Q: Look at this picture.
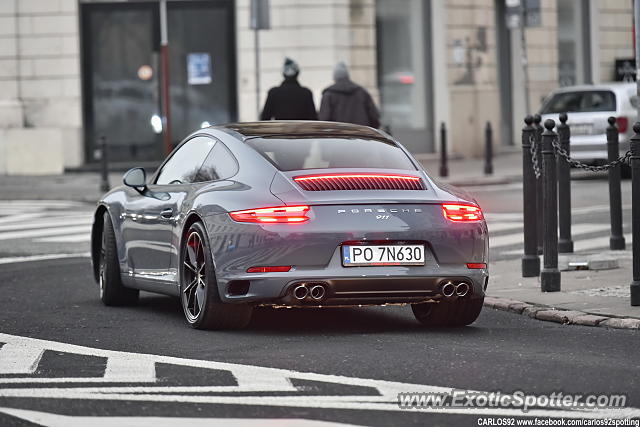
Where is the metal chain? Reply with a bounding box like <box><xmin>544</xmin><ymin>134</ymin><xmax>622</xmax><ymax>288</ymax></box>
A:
<box><xmin>529</xmin><ymin>135</ymin><xmax>541</xmax><ymax>179</ymax></box>
<box><xmin>551</xmin><ymin>138</ymin><xmax>632</xmax><ymax>172</ymax></box>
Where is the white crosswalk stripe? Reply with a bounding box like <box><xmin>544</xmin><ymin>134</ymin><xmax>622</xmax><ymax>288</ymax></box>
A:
<box><xmin>487</xmin><ymin>211</ymin><xmax>632</xmax><ymax>257</ymax></box>
<box><xmin>0</xmin><ymin>200</ymin><xmax>94</xmax><ymax>245</ymax></box>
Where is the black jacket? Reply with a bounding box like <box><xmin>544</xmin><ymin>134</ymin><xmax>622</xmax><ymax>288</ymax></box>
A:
<box><xmin>260</xmin><ymin>78</ymin><xmax>318</xmax><ymax>121</ymax></box>
<box><xmin>318</xmin><ymin>79</ymin><xmax>380</xmax><ymax>128</ymax></box>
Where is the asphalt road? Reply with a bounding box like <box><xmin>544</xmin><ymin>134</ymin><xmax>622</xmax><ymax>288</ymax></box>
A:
<box><xmin>0</xmin><ymin>176</ymin><xmax>637</xmax><ymax>426</ymax></box>
<box><xmin>0</xmin><ymin>257</ymin><xmax>638</xmax><ymax>426</ymax></box>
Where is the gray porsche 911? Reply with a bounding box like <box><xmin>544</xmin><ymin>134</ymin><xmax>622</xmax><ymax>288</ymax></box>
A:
<box><xmin>91</xmin><ymin>121</ymin><xmax>488</xmax><ymax>329</ymax></box>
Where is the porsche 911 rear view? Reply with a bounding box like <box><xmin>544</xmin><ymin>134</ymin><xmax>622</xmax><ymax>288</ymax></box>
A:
<box><xmin>91</xmin><ymin>121</ymin><xmax>488</xmax><ymax>330</ymax></box>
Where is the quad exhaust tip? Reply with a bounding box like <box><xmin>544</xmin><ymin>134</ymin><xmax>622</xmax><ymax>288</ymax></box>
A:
<box><xmin>293</xmin><ymin>284</ymin><xmax>309</xmax><ymax>300</ymax></box>
<box><xmin>310</xmin><ymin>285</ymin><xmax>326</xmax><ymax>300</ymax></box>
<box><xmin>293</xmin><ymin>283</ymin><xmax>327</xmax><ymax>301</ymax></box>
<box><xmin>441</xmin><ymin>281</ymin><xmax>456</xmax><ymax>298</ymax></box>
<box><xmin>455</xmin><ymin>282</ymin><xmax>470</xmax><ymax>297</ymax></box>
<box><xmin>440</xmin><ymin>280</ymin><xmax>471</xmax><ymax>298</ymax></box>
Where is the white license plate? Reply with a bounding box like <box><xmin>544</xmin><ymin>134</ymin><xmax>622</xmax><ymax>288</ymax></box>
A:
<box><xmin>571</xmin><ymin>123</ymin><xmax>594</xmax><ymax>135</ymax></box>
<box><xmin>342</xmin><ymin>245</ymin><xmax>425</xmax><ymax>266</ymax></box>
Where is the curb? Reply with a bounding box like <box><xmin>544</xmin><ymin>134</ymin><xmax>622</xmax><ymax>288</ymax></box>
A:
<box><xmin>484</xmin><ymin>296</ymin><xmax>640</xmax><ymax>330</ymax></box>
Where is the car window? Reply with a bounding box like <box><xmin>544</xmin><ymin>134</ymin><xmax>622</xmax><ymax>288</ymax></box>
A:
<box><xmin>192</xmin><ymin>140</ymin><xmax>238</xmax><ymax>182</ymax></box>
<box><xmin>155</xmin><ymin>136</ymin><xmax>215</xmax><ymax>185</ymax></box>
<box><xmin>246</xmin><ymin>137</ymin><xmax>416</xmax><ymax>171</ymax></box>
<box><xmin>540</xmin><ymin>90</ymin><xmax>616</xmax><ymax>114</ymax></box>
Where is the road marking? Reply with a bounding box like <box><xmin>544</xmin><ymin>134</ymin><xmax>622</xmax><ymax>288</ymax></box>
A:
<box><xmin>497</xmin><ymin>234</ymin><xmax>633</xmax><ymax>256</ymax></box>
<box><xmin>35</xmin><ymin>233</ymin><xmax>92</xmax><ymax>243</ymax></box>
<box><xmin>487</xmin><ymin>222</ymin><xmax>522</xmax><ymax>233</ymax></box>
<box><xmin>490</xmin><ymin>223</ymin><xmax>612</xmax><ymax>249</ymax></box>
<box><xmin>0</xmin><ymin>225</ymin><xmax>91</xmax><ymax>241</ymax></box>
<box><xmin>0</xmin><ymin>253</ymin><xmax>91</xmax><ymax>265</ymax></box>
<box><xmin>0</xmin><ymin>217</ymin><xmax>93</xmax><ymax>232</ymax></box>
<box><xmin>574</xmin><ymin>233</ymin><xmax>632</xmax><ymax>252</ymax></box>
<box><xmin>104</xmin><ymin>357</ymin><xmax>157</xmax><ymax>383</ymax></box>
<box><xmin>0</xmin><ymin>200</ymin><xmax>90</xmax><ymax>208</ymax></box>
<box><xmin>0</xmin><ymin>213</ymin><xmax>47</xmax><ymax>225</ymax></box>
<box><xmin>484</xmin><ymin>205</ymin><xmax>631</xmax><ymax>223</ymax></box>
<box><xmin>0</xmin><ymin>343</ymin><xmax>44</xmax><ymax>374</ymax></box>
<box><xmin>0</xmin><ymin>333</ymin><xmax>637</xmax><ymax>419</ymax></box>
<box><xmin>0</xmin><ymin>409</ymin><xmax>359</xmax><ymax>427</ymax></box>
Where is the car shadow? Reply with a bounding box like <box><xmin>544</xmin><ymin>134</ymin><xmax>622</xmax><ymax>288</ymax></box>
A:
<box><xmin>132</xmin><ymin>294</ymin><xmax>486</xmax><ymax>336</ymax></box>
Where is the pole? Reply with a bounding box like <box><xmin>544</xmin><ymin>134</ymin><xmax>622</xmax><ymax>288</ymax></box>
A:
<box><xmin>630</xmin><ymin>123</ymin><xmax>640</xmax><ymax>306</ymax></box>
<box><xmin>255</xmin><ymin>29</ymin><xmax>261</xmax><ymax>119</ymax></box>
<box><xmin>607</xmin><ymin>117</ymin><xmax>626</xmax><ymax>250</ymax></box>
<box><xmin>635</xmin><ymin>0</ymin><xmax>640</xmax><ymax>121</ymax></box>
<box><xmin>533</xmin><ymin>114</ymin><xmax>543</xmax><ymax>255</ymax></box>
<box><xmin>521</xmin><ymin>115</ymin><xmax>540</xmax><ymax>277</ymax></box>
<box><xmin>557</xmin><ymin>113</ymin><xmax>573</xmax><ymax>253</ymax></box>
<box><xmin>99</xmin><ymin>136</ymin><xmax>110</xmax><ymax>193</ymax></box>
<box><xmin>519</xmin><ymin>6</ymin><xmax>531</xmax><ymax>115</ymax></box>
<box><xmin>541</xmin><ymin>119</ymin><xmax>560</xmax><ymax>292</ymax></box>
<box><xmin>439</xmin><ymin>122</ymin><xmax>448</xmax><ymax>177</ymax></box>
<box><xmin>484</xmin><ymin>122</ymin><xmax>493</xmax><ymax>175</ymax></box>
<box><xmin>159</xmin><ymin>0</ymin><xmax>172</xmax><ymax>155</ymax></box>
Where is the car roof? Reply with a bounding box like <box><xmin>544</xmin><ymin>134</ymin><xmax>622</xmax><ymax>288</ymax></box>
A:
<box><xmin>550</xmin><ymin>82</ymin><xmax>636</xmax><ymax>94</ymax></box>
<box><xmin>212</xmin><ymin>121</ymin><xmax>393</xmax><ymax>142</ymax></box>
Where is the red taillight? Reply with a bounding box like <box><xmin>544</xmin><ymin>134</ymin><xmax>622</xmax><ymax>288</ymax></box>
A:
<box><xmin>247</xmin><ymin>266</ymin><xmax>291</xmax><ymax>273</ymax></box>
<box><xmin>617</xmin><ymin>116</ymin><xmax>628</xmax><ymax>133</ymax></box>
<box><xmin>229</xmin><ymin>205</ymin><xmax>310</xmax><ymax>224</ymax></box>
<box><xmin>467</xmin><ymin>263</ymin><xmax>487</xmax><ymax>269</ymax></box>
<box><xmin>442</xmin><ymin>204</ymin><xmax>483</xmax><ymax>222</ymax></box>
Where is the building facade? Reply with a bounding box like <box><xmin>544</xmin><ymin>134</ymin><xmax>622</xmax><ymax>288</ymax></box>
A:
<box><xmin>0</xmin><ymin>0</ymin><xmax>634</xmax><ymax>174</ymax></box>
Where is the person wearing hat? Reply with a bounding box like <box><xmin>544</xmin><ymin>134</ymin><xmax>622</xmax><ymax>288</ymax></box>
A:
<box><xmin>260</xmin><ymin>58</ymin><xmax>317</xmax><ymax>121</ymax></box>
<box><xmin>319</xmin><ymin>61</ymin><xmax>380</xmax><ymax>128</ymax></box>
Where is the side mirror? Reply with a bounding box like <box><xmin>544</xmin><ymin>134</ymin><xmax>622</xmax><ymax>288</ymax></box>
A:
<box><xmin>123</xmin><ymin>167</ymin><xmax>147</xmax><ymax>189</ymax></box>
<box><xmin>630</xmin><ymin>95</ymin><xmax>639</xmax><ymax>110</ymax></box>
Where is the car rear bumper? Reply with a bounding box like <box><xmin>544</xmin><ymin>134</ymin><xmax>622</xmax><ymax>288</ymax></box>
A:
<box><xmin>218</xmin><ymin>263</ymin><xmax>488</xmax><ymax>306</ymax></box>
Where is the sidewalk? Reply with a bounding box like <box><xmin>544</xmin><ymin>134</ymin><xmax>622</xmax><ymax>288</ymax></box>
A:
<box><xmin>487</xmin><ymin>250</ymin><xmax>640</xmax><ymax>329</ymax></box>
<box><xmin>0</xmin><ymin>172</ymin><xmax>124</xmax><ymax>203</ymax></box>
<box><xmin>0</xmin><ymin>151</ymin><xmax>525</xmax><ymax>203</ymax></box>
<box><xmin>416</xmin><ymin>149</ymin><xmax>523</xmax><ymax>187</ymax></box>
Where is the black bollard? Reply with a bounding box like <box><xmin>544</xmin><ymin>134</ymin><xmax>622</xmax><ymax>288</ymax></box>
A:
<box><xmin>99</xmin><ymin>136</ymin><xmax>110</xmax><ymax>193</ymax></box>
<box><xmin>521</xmin><ymin>116</ymin><xmax>540</xmax><ymax>277</ymax></box>
<box><xmin>606</xmin><ymin>117</ymin><xmax>626</xmax><ymax>250</ymax></box>
<box><xmin>557</xmin><ymin>113</ymin><xmax>574</xmax><ymax>253</ymax></box>
<box><xmin>439</xmin><ymin>122</ymin><xmax>448</xmax><ymax>177</ymax></box>
<box><xmin>630</xmin><ymin>123</ymin><xmax>640</xmax><ymax>306</ymax></box>
<box><xmin>541</xmin><ymin>119</ymin><xmax>560</xmax><ymax>292</ymax></box>
<box><xmin>533</xmin><ymin>114</ymin><xmax>543</xmax><ymax>255</ymax></box>
<box><xmin>484</xmin><ymin>122</ymin><xmax>494</xmax><ymax>175</ymax></box>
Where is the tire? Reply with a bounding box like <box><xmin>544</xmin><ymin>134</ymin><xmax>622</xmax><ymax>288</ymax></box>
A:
<box><xmin>621</xmin><ymin>164</ymin><xmax>631</xmax><ymax>180</ymax></box>
<box><xmin>99</xmin><ymin>212</ymin><xmax>139</xmax><ymax>306</ymax></box>
<box><xmin>180</xmin><ymin>221</ymin><xmax>252</xmax><ymax>330</ymax></box>
<box><xmin>411</xmin><ymin>297</ymin><xmax>484</xmax><ymax>327</ymax></box>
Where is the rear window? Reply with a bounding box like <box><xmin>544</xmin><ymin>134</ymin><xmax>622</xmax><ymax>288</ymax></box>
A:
<box><xmin>540</xmin><ymin>90</ymin><xmax>616</xmax><ymax>114</ymax></box>
<box><xmin>246</xmin><ymin>137</ymin><xmax>417</xmax><ymax>171</ymax></box>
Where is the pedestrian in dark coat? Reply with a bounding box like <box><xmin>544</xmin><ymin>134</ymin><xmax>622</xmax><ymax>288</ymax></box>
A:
<box><xmin>318</xmin><ymin>62</ymin><xmax>380</xmax><ymax>128</ymax></box>
<box><xmin>260</xmin><ymin>58</ymin><xmax>318</xmax><ymax>121</ymax></box>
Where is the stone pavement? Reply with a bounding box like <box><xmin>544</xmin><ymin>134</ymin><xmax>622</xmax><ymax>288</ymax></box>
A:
<box><xmin>487</xmin><ymin>250</ymin><xmax>640</xmax><ymax>329</ymax></box>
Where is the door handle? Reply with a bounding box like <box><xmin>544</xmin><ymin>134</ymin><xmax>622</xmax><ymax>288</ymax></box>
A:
<box><xmin>160</xmin><ymin>208</ymin><xmax>174</xmax><ymax>219</ymax></box>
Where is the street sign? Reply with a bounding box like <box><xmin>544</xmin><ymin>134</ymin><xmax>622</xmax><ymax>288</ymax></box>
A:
<box><xmin>250</xmin><ymin>0</ymin><xmax>270</xmax><ymax>30</ymax></box>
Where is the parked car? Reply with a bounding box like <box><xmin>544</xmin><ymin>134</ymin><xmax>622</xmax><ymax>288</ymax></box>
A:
<box><xmin>91</xmin><ymin>121</ymin><xmax>488</xmax><ymax>330</ymax></box>
<box><xmin>539</xmin><ymin>82</ymin><xmax>637</xmax><ymax>178</ymax></box>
